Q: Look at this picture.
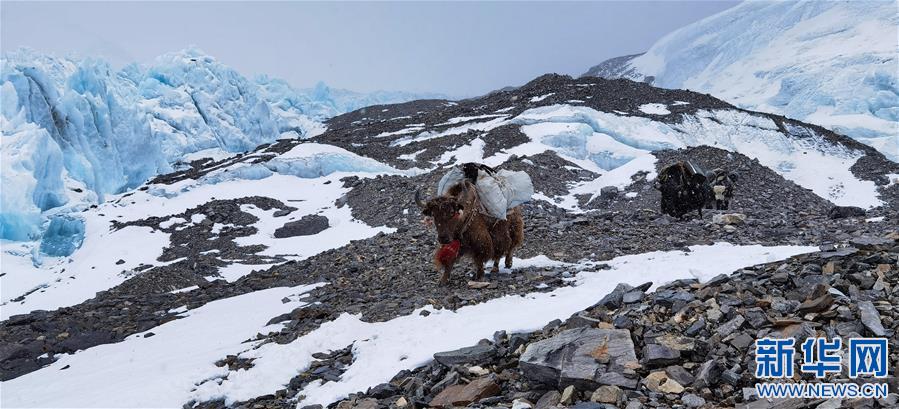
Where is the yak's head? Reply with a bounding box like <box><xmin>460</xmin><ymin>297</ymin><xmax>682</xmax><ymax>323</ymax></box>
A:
<box><xmin>416</xmin><ymin>191</ymin><xmax>465</xmax><ymax>244</ymax></box>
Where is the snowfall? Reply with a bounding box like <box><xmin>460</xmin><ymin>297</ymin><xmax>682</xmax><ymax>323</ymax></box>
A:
<box><xmin>604</xmin><ymin>0</ymin><xmax>899</xmax><ymax>161</ymax></box>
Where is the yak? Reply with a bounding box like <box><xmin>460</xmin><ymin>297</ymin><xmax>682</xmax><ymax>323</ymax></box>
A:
<box><xmin>705</xmin><ymin>168</ymin><xmax>738</xmax><ymax>210</ymax></box>
<box><xmin>416</xmin><ymin>181</ymin><xmax>524</xmax><ymax>285</ymax></box>
<box><xmin>655</xmin><ymin>161</ymin><xmax>710</xmax><ymax>219</ymax></box>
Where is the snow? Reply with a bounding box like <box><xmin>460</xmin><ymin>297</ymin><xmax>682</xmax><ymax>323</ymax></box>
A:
<box><xmin>1</xmin><ymin>284</ymin><xmax>325</xmax><ymax>408</ymax></box>
<box><xmin>1</xmin><ymin>172</ymin><xmax>394</xmax><ymax>318</ymax></box>
<box><xmin>638</xmin><ymin>103</ymin><xmax>670</xmax><ymax>115</ymax></box>
<box><xmin>1</xmin><ymin>223</ymin><xmax>170</xmax><ymax>320</ymax></box>
<box><xmin>218</xmin><ymin>263</ymin><xmax>280</xmax><ymax>283</ymax></box>
<box><xmin>183</xmin><ymin>243</ymin><xmax>816</xmax><ymax>406</ymax></box>
<box><xmin>610</xmin><ymin>1</ymin><xmax>899</xmax><ymax>161</ymax></box>
<box><xmin>500</xmin><ymin>104</ymin><xmax>882</xmax><ymax>209</ymax></box>
<box><xmin>397</xmin><ymin>149</ymin><xmax>426</xmax><ymax>161</ymax></box>
<box><xmin>1</xmin><ymin>48</ymin><xmax>439</xmax><ymax>250</ymax></box>
<box><xmin>391</xmin><ymin>116</ymin><xmax>509</xmax><ymax>147</ymax></box>
<box><xmin>435</xmin><ymin>138</ymin><xmax>486</xmax><ymax>165</ymax></box>
<box><xmin>529</xmin><ymin>93</ymin><xmax>554</xmax><ymax>102</ymax></box>
<box><xmin>170</xmin><ymin>285</ymin><xmax>199</xmax><ymax>294</ymax></box>
<box><xmin>235</xmin><ymin>187</ymin><xmax>393</xmax><ymax>263</ymax></box>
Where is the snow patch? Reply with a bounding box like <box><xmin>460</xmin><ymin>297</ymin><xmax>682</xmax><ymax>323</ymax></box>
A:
<box><xmin>186</xmin><ymin>243</ymin><xmax>815</xmax><ymax>406</ymax></box>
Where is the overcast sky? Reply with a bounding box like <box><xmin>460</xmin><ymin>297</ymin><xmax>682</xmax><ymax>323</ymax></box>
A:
<box><xmin>1</xmin><ymin>1</ymin><xmax>738</xmax><ymax>96</ymax></box>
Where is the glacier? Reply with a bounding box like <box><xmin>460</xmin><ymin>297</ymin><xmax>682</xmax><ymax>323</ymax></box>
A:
<box><xmin>584</xmin><ymin>0</ymin><xmax>898</xmax><ymax>161</ymax></box>
<box><xmin>0</xmin><ymin>48</ymin><xmax>439</xmax><ymax>252</ymax></box>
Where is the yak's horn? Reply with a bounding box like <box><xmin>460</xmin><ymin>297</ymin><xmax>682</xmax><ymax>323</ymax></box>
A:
<box><xmin>415</xmin><ymin>189</ymin><xmax>427</xmax><ymax>210</ymax></box>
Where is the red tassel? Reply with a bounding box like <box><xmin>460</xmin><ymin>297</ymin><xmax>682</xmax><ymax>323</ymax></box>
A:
<box><xmin>436</xmin><ymin>240</ymin><xmax>461</xmax><ymax>266</ymax></box>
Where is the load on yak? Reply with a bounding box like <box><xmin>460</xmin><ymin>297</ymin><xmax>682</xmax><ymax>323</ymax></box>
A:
<box><xmin>416</xmin><ymin>163</ymin><xmax>533</xmax><ymax>285</ymax></box>
<box><xmin>655</xmin><ymin>160</ymin><xmax>738</xmax><ymax>219</ymax></box>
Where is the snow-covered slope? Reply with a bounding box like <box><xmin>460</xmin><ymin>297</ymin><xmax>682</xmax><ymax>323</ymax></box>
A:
<box><xmin>582</xmin><ymin>0</ymin><xmax>898</xmax><ymax>161</ymax></box>
<box><xmin>2</xmin><ymin>72</ymin><xmax>897</xmax><ymax>408</ymax></box>
<box><xmin>0</xmin><ymin>48</ymin><xmax>441</xmax><ymax>250</ymax></box>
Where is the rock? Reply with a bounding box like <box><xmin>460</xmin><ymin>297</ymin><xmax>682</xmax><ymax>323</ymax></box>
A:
<box><xmin>467</xmin><ymin>281</ymin><xmax>491</xmax><ymax>289</ymax></box>
<box><xmin>590</xmin><ymin>385</ymin><xmax>623</xmax><ymax>404</ymax></box>
<box><xmin>353</xmin><ymin>398</ymin><xmax>378</xmax><ymax>409</ymax></box>
<box><xmin>512</xmin><ymin>398</ymin><xmax>533</xmax><ymax>409</ymax></box>
<box><xmin>858</xmin><ymin>301</ymin><xmax>886</xmax><ymax>336</ymax></box>
<box><xmin>712</xmin><ymin>213</ymin><xmax>746</xmax><ymax>225</ymax></box>
<box><xmin>519</xmin><ymin>327</ymin><xmax>637</xmax><ymax>389</ymax></box>
<box><xmin>596</xmin><ymin>371</ymin><xmax>639</xmax><ymax>389</ymax></box>
<box><xmin>798</xmin><ymin>293</ymin><xmax>833</xmax><ymax>313</ymax></box>
<box><xmin>693</xmin><ymin>360</ymin><xmax>721</xmax><ymax>389</ymax></box>
<box><xmin>429</xmin><ymin>375</ymin><xmax>501</xmax><ymax>407</ymax></box>
<box><xmin>560</xmin><ymin>385</ymin><xmax>576</xmax><ymax>405</ymax></box>
<box><xmin>366</xmin><ymin>382</ymin><xmax>397</xmax><ymax>399</ymax></box>
<box><xmin>815</xmin><ymin>399</ymin><xmax>843</xmax><ymax>409</ymax></box>
<box><xmin>434</xmin><ymin>344</ymin><xmax>496</xmax><ymax>366</ymax></box>
<box><xmin>596</xmin><ymin>283</ymin><xmax>634</xmax><ymax>309</ymax></box>
<box><xmin>716</xmin><ymin>315</ymin><xmax>745</xmax><ymax>337</ymax></box>
<box><xmin>641</xmin><ymin>344</ymin><xmax>680</xmax><ymax>368</ymax></box>
<box><xmin>653</xmin><ymin>290</ymin><xmax>695</xmax><ymax>307</ymax></box>
<box><xmin>570</xmin><ymin>403</ymin><xmax>603</xmax><ymax>409</ymax></box>
<box><xmin>776</xmin><ymin>322</ymin><xmax>817</xmax><ymax>343</ymax></box>
<box><xmin>273</xmin><ymin>215</ymin><xmax>329</xmax><ymax>238</ymax></box>
<box><xmin>600</xmin><ymin>186</ymin><xmax>619</xmax><ymax>200</ymax></box>
<box><xmin>730</xmin><ymin>333</ymin><xmax>754</xmax><ymax>350</ymax></box>
<box><xmin>622</xmin><ymin>290</ymin><xmax>644</xmax><ymax>304</ymax></box>
<box><xmin>394</xmin><ymin>397</ymin><xmax>408</xmax><ymax>408</ymax></box>
<box><xmin>682</xmin><ymin>393</ymin><xmax>706</xmax><ymax>408</ymax></box>
<box><xmin>534</xmin><ymin>390</ymin><xmax>561</xmax><ymax>409</ymax></box>
<box><xmin>642</xmin><ymin>371</ymin><xmax>684</xmax><ymax>394</ymax></box>
<box><xmin>625</xmin><ymin>401</ymin><xmax>643</xmax><ymax>409</ymax></box>
<box><xmin>468</xmin><ymin>365</ymin><xmax>490</xmax><ymax>376</ymax></box>
<box><xmin>828</xmin><ymin>206</ymin><xmax>865</xmax><ymax>219</ymax></box>
<box><xmin>664</xmin><ymin>365</ymin><xmax>695</xmax><ymax>386</ymax></box>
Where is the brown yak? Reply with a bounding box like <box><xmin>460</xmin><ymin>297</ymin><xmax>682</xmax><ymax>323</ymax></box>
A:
<box><xmin>416</xmin><ymin>181</ymin><xmax>524</xmax><ymax>285</ymax></box>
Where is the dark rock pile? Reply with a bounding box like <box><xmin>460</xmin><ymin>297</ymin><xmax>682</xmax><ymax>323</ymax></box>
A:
<box><xmin>327</xmin><ymin>235</ymin><xmax>898</xmax><ymax>409</ymax></box>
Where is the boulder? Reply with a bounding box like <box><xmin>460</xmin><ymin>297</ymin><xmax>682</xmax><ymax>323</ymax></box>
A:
<box><xmin>519</xmin><ymin>327</ymin><xmax>637</xmax><ymax>389</ymax></box>
<box><xmin>828</xmin><ymin>206</ymin><xmax>865</xmax><ymax>219</ymax></box>
<box><xmin>642</xmin><ymin>371</ymin><xmax>684</xmax><ymax>393</ymax></box>
<box><xmin>434</xmin><ymin>344</ymin><xmax>497</xmax><ymax>366</ymax></box>
<box><xmin>273</xmin><ymin>215</ymin><xmax>329</xmax><ymax>238</ymax></box>
<box><xmin>429</xmin><ymin>375</ymin><xmax>501</xmax><ymax>407</ymax></box>
<box><xmin>858</xmin><ymin>301</ymin><xmax>886</xmax><ymax>336</ymax></box>
<box><xmin>590</xmin><ymin>385</ymin><xmax>623</xmax><ymax>404</ymax></box>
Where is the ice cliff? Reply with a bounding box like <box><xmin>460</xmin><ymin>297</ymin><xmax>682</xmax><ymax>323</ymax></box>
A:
<box><xmin>0</xmin><ymin>48</ymin><xmax>439</xmax><ymax>251</ymax></box>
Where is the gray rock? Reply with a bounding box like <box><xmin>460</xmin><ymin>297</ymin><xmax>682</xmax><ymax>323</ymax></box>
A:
<box><xmin>664</xmin><ymin>365</ymin><xmax>695</xmax><ymax>386</ymax></box>
<box><xmin>682</xmin><ymin>393</ymin><xmax>706</xmax><ymax>408</ymax></box>
<box><xmin>433</xmin><ymin>344</ymin><xmax>496</xmax><ymax>366</ymax></box>
<box><xmin>599</xmin><ymin>186</ymin><xmax>619</xmax><ymax>199</ymax></box>
<box><xmin>622</xmin><ymin>290</ymin><xmax>644</xmax><ymax>304</ymax></box>
<box><xmin>858</xmin><ymin>301</ymin><xmax>886</xmax><ymax>336</ymax></box>
<box><xmin>534</xmin><ymin>390</ymin><xmax>561</xmax><ymax>409</ymax></box>
<box><xmin>716</xmin><ymin>315</ymin><xmax>745</xmax><ymax>337</ymax></box>
<box><xmin>597</xmin><ymin>371</ymin><xmax>639</xmax><ymax>389</ymax></box>
<box><xmin>642</xmin><ymin>344</ymin><xmax>680</xmax><ymax>368</ymax></box>
<box><xmin>273</xmin><ymin>215</ymin><xmax>329</xmax><ymax>238</ymax></box>
<box><xmin>653</xmin><ymin>290</ymin><xmax>695</xmax><ymax>307</ymax></box>
<box><xmin>596</xmin><ymin>283</ymin><xmax>634</xmax><ymax>309</ymax></box>
<box><xmin>519</xmin><ymin>327</ymin><xmax>637</xmax><ymax>389</ymax></box>
<box><xmin>693</xmin><ymin>360</ymin><xmax>721</xmax><ymax>389</ymax></box>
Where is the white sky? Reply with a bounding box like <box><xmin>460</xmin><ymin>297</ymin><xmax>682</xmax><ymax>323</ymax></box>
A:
<box><xmin>1</xmin><ymin>1</ymin><xmax>739</xmax><ymax>96</ymax></box>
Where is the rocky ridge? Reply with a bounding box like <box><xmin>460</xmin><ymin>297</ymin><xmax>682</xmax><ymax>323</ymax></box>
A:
<box><xmin>320</xmin><ymin>236</ymin><xmax>898</xmax><ymax>409</ymax></box>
